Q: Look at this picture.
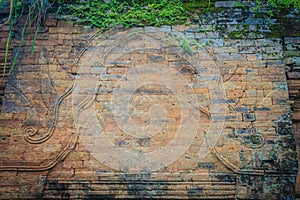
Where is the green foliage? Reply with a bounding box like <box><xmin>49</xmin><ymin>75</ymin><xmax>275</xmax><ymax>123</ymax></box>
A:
<box><xmin>62</xmin><ymin>0</ymin><xmax>188</xmax><ymax>28</ymax></box>
<box><xmin>171</xmin><ymin>33</ymin><xmax>205</xmax><ymax>56</ymax></box>
<box><xmin>60</xmin><ymin>0</ymin><xmax>300</xmax><ymax>29</ymax></box>
<box><xmin>182</xmin><ymin>0</ymin><xmax>224</xmax><ymax>16</ymax></box>
<box><xmin>256</xmin><ymin>0</ymin><xmax>300</xmax><ymax>10</ymax></box>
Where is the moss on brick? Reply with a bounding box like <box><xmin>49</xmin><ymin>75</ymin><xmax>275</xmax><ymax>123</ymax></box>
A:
<box><xmin>265</xmin><ymin>22</ymin><xmax>300</xmax><ymax>38</ymax></box>
<box><xmin>183</xmin><ymin>1</ymin><xmax>222</xmax><ymax>14</ymax></box>
<box><xmin>228</xmin><ymin>31</ymin><xmax>246</xmax><ymax>39</ymax></box>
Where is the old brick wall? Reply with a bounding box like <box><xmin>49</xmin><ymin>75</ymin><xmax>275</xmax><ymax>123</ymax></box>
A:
<box><xmin>0</xmin><ymin>1</ymin><xmax>299</xmax><ymax>199</ymax></box>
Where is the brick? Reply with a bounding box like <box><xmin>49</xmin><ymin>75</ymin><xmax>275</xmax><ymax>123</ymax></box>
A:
<box><xmin>288</xmin><ymin>72</ymin><xmax>300</xmax><ymax>79</ymax></box>
<box><xmin>194</xmin><ymin>32</ymin><xmax>219</xmax><ymax>39</ymax></box>
<box><xmin>239</xmin><ymin>46</ymin><xmax>261</xmax><ymax>54</ymax></box>
<box><xmin>255</xmin><ymin>112</ymin><xmax>281</xmax><ymax>121</ymax></box>
<box><xmin>58</xmin><ymin>33</ymin><xmax>71</xmax><ymax>40</ymax></box>
<box><xmin>246</xmin><ymin>82</ymin><xmax>272</xmax><ymax>90</ymax></box>
<box><xmin>292</xmin><ymin>112</ymin><xmax>300</xmax><ymax>121</ymax></box>
<box><xmin>245</xmin><ymin>90</ymin><xmax>264</xmax><ymax>97</ymax></box>
<box><xmin>172</xmin><ymin>25</ymin><xmax>190</xmax><ymax>32</ymax></box>
<box><xmin>259</xmin><ymin>66</ymin><xmax>285</xmax><ymax>75</ymax></box>
<box><xmin>262</xmin><ymin>52</ymin><xmax>284</xmax><ymax>60</ymax></box>
<box><xmin>262</xmin><ymin>75</ymin><xmax>285</xmax><ymax>82</ymax></box>
<box><xmin>48</xmin><ymin>33</ymin><xmax>58</xmax><ymax>41</ymax></box>
<box><xmin>147</xmin><ymin>54</ymin><xmax>164</xmax><ymax>61</ymax></box>
<box><xmin>0</xmin><ymin>113</ymin><xmax>13</xmax><ymax>120</ymax></box>
<box><xmin>284</xmin><ymin>50</ymin><xmax>300</xmax><ymax>57</ymax></box>
<box><xmin>235</xmin><ymin>67</ymin><xmax>258</xmax><ymax>75</ymax></box>
<box><xmin>194</xmin><ymin>88</ymin><xmax>209</xmax><ymax>94</ymax></box>
<box><xmin>35</xmin><ymin>33</ymin><xmax>49</xmax><ymax>40</ymax></box>
<box><xmin>145</xmin><ymin>26</ymin><xmax>171</xmax><ymax>33</ymax></box>
<box><xmin>246</xmin><ymin>75</ymin><xmax>262</xmax><ymax>82</ymax></box>
<box><xmin>63</xmin><ymin>39</ymin><xmax>87</xmax><ymax>47</ymax></box>
<box><xmin>263</xmin><ymin>88</ymin><xmax>281</xmax><ymax>100</ymax></box>
<box><xmin>229</xmin><ymin>75</ymin><xmax>246</xmax><ymax>82</ymax></box>
<box><xmin>166</xmin><ymin>54</ymin><xmax>184</xmax><ymax>62</ymax></box>
<box><xmin>49</xmin><ymin>27</ymin><xmax>80</xmax><ymax>34</ymax></box>
<box><xmin>245</xmin><ymin>18</ymin><xmax>264</xmax><ymax>25</ymax></box>
<box><xmin>224</xmin><ymin>82</ymin><xmax>246</xmax><ymax>90</ymax></box>
<box><xmin>226</xmin><ymin>89</ymin><xmax>244</xmax><ymax>98</ymax></box>
<box><xmin>213</xmin><ymin>46</ymin><xmax>239</xmax><ymax>53</ymax></box>
<box><xmin>12</xmin><ymin>113</ymin><xmax>26</xmax><ymax>121</ymax></box>
<box><xmin>251</xmin><ymin>60</ymin><xmax>267</xmax><ymax>68</ymax></box>
<box><xmin>44</xmin><ymin>15</ymin><xmax>58</xmax><ymax>27</ymax></box>
<box><xmin>273</xmin><ymin>82</ymin><xmax>288</xmax><ymax>90</ymax></box>
<box><xmin>270</xmin><ymin>105</ymin><xmax>290</xmax><ymax>113</ymax></box>
<box><xmin>215</xmin><ymin>1</ymin><xmax>241</xmax><ymax>7</ymax></box>
<box><xmin>24</xmin><ymin>39</ymin><xmax>52</xmax><ymax>46</ymax></box>
<box><xmin>107</xmin><ymin>67</ymin><xmax>129</xmax><ymax>75</ymax></box>
<box><xmin>57</xmin><ymin>20</ymin><xmax>74</xmax><ymax>27</ymax></box>
<box><xmin>284</xmin><ymin>37</ymin><xmax>300</xmax><ymax>44</ymax></box>
<box><xmin>168</xmin><ymin>61</ymin><xmax>191</xmax><ymax>68</ymax></box>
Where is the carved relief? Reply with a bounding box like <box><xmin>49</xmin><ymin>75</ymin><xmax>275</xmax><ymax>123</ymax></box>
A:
<box><xmin>0</xmin><ymin>26</ymin><xmax>295</xmax><ymax>200</ymax></box>
<box><xmin>0</xmin><ymin>48</ymin><xmax>77</xmax><ymax>171</ymax></box>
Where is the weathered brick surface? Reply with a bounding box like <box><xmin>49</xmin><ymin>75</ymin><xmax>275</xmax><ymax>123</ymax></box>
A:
<box><xmin>0</xmin><ymin>1</ymin><xmax>299</xmax><ymax>199</ymax></box>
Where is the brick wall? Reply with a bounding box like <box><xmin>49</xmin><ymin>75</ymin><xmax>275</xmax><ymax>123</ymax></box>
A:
<box><xmin>0</xmin><ymin>1</ymin><xmax>299</xmax><ymax>199</ymax></box>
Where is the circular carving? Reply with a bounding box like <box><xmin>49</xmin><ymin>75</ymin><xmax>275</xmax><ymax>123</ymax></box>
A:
<box><xmin>24</xmin><ymin>126</ymin><xmax>39</xmax><ymax>137</ymax></box>
<box><xmin>73</xmin><ymin>29</ymin><xmax>226</xmax><ymax>173</ymax></box>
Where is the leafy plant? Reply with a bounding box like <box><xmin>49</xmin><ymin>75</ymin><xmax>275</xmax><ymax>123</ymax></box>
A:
<box><xmin>171</xmin><ymin>33</ymin><xmax>205</xmax><ymax>56</ymax></box>
<box><xmin>62</xmin><ymin>0</ymin><xmax>188</xmax><ymax>29</ymax></box>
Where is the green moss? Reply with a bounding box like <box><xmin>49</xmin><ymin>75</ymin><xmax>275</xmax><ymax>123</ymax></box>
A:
<box><xmin>205</xmin><ymin>6</ymin><xmax>223</xmax><ymax>13</ymax></box>
<box><xmin>255</xmin><ymin>12</ymin><xmax>270</xmax><ymax>18</ymax></box>
<box><xmin>184</xmin><ymin>1</ymin><xmax>212</xmax><ymax>9</ymax></box>
<box><xmin>233</xmin><ymin>2</ymin><xmax>245</xmax><ymax>8</ymax></box>
<box><xmin>264</xmin><ymin>24</ymin><xmax>281</xmax><ymax>38</ymax></box>
<box><xmin>64</xmin><ymin>0</ymin><xmax>189</xmax><ymax>28</ymax></box>
<box><xmin>264</xmin><ymin>23</ymin><xmax>300</xmax><ymax>38</ymax></box>
<box><xmin>280</xmin><ymin>30</ymin><xmax>300</xmax><ymax>37</ymax></box>
<box><xmin>228</xmin><ymin>31</ymin><xmax>246</xmax><ymax>39</ymax></box>
<box><xmin>264</xmin><ymin>31</ymin><xmax>281</xmax><ymax>38</ymax></box>
<box><xmin>269</xmin><ymin>24</ymin><xmax>281</xmax><ymax>30</ymax></box>
<box><xmin>183</xmin><ymin>0</ymin><xmax>222</xmax><ymax>14</ymax></box>
<box><xmin>281</xmin><ymin>18</ymin><xmax>300</xmax><ymax>36</ymax></box>
<box><xmin>285</xmin><ymin>51</ymin><xmax>300</xmax><ymax>57</ymax></box>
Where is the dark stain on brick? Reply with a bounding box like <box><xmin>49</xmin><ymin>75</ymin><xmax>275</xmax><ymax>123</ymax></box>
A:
<box><xmin>119</xmin><ymin>173</ymin><xmax>168</xmax><ymax>198</ymax></box>
<box><xmin>242</xmin><ymin>113</ymin><xmax>256</xmax><ymax>122</ymax></box>
<box><xmin>198</xmin><ymin>162</ymin><xmax>215</xmax><ymax>169</ymax></box>
<box><xmin>213</xmin><ymin>174</ymin><xmax>236</xmax><ymax>183</ymax></box>
<box><xmin>236</xmin><ymin>128</ymin><xmax>252</xmax><ymax>134</ymax></box>
<box><xmin>179</xmin><ymin>66</ymin><xmax>195</xmax><ymax>75</ymax></box>
<box><xmin>147</xmin><ymin>55</ymin><xmax>164</xmax><ymax>61</ymax></box>
<box><xmin>116</xmin><ymin>140</ymin><xmax>127</xmax><ymax>147</ymax></box>
<box><xmin>137</xmin><ymin>137</ymin><xmax>151</xmax><ymax>147</ymax></box>
<box><xmin>86</xmin><ymin>194</ymin><xmax>115</xmax><ymax>199</ymax></box>
<box><xmin>274</xmin><ymin>114</ymin><xmax>293</xmax><ymax>135</ymax></box>
<box><xmin>235</xmin><ymin>107</ymin><xmax>249</xmax><ymax>112</ymax></box>
<box><xmin>254</xmin><ymin>107</ymin><xmax>271</xmax><ymax>111</ymax></box>
<box><xmin>187</xmin><ymin>186</ymin><xmax>203</xmax><ymax>199</ymax></box>
<box><xmin>45</xmin><ymin>181</ymin><xmax>70</xmax><ymax>199</ymax></box>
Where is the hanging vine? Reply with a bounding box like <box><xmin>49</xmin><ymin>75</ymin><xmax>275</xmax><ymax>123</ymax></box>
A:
<box><xmin>0</xmin><ymin>0</ymin><xmax>50</xmax><ymax>75</ymax></box>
